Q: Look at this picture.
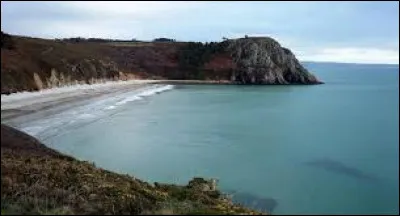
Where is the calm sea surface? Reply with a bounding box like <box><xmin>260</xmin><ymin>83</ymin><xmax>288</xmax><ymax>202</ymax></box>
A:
<box><xmin>28</xmin><ymin>62</ymin><xmax>399</xmax><ymax>214</ymax></box>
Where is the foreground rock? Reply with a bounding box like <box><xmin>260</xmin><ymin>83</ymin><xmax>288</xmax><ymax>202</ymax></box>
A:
<box><xmin>0</xmin><ymin>124</ymin><xmax>263</xmax><ymax>215</ymax></box>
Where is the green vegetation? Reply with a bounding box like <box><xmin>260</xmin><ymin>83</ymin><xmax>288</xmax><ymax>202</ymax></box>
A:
<box><xmin>176</xmin><ymin>41</ymin><xmax>230</xmax><ymax>80</ymax></box>
<box><xmin>178</xmin><ymin>41</ymin><xmax>229</xmax><ymax>69</ymax></box>
<box><xmin>152</xmin><ymin>38</ymin><xmax>176</xmax><ymax>42</ymax></box>
<box><xmin>59</xmin><ymin>37</ymin><xmax>140</xmax><ymax>43</ymax></box>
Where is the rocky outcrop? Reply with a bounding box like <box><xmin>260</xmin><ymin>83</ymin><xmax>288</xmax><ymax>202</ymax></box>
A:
<box><xmin>33</xmin><ymin>60</ymin><xmax>123</xmax><ymax>90</ymax></box>
<box><xmin>228</xmin><ymin>37</ymin><xmax>322</xmax><ymax>84</ymax></box>
<box><xmin>225</xmin><ymin>190</ymin><xmax>278</xmax><ymax>214</ymax></box>
<box><xmin>187</xmin><ymin>177</ymin><xmax>218</xmax><ymax>192</ymax></box>
<box><xmin>1</xmin><ymin>33</ymin><xmax>323</xmax><ymax>93</ymax></box>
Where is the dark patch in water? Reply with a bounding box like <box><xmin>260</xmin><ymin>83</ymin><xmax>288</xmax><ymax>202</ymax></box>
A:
<box><xmin>305</xmin><ymin>157</ymin><xmax>379</xmax><ymax>182</ymax></box>
<box><xmin>223</xmin><ymin>190</ymin><xmax>278</xmax><ymax>213</ymax></box>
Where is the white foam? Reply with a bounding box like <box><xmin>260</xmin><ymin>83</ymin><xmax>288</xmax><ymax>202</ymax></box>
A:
<box><xmin>20</xmin><ymin>126</ymin><xmax>45</xmax><ymax>136</ymax></box>
<box><xmin>137</xmin><ymin>84</ymin><xmax>174</xmax><ymax>97</ymax></box>
<box><xmin>112</xmin><ymin>84</ymin><xmax>174</xmax><ymax>107</ymax></box>
<box><xmin>115</xmin><ymin>95</ymin><xmax>142</xmax><ymax>106</ymax></box>
<box><xmin>14</xmin><ymin>84</ymin><xmax>175</xmax><ymax>139</ymax></box>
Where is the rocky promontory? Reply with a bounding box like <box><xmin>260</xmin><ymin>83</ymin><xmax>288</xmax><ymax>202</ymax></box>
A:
<box><xmin>1</xmin><ymin>32</ymin><xmax>322</xmax><ymax>94</ymax></box>
<box><xmin>228</xmin><ymin>37</ymin><xmax>322</xmax><ymax>84</ymax></box>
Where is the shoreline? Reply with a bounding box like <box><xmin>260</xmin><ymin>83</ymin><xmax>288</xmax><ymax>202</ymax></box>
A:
<box><xmin>1</xmin><ymin>80</ymin><xmax>159</xmax><ymax>125</ymax></box>
<box><xmin>1</xmin><ymin>78</ymin><xmax>324</xmax><ymax>98</ymax></box>
<box><xmin>153</xmin><ymin>80</ymin><xmax>234</xmax><ymax>85</ymax></box>
<box><xmin>0</xmin><ymin>79</ymin><xmax>270</xmax><ymax>214</ymax></box>
<box><xmin>0</xmin><ymin>78</ymin><xmax>323</xmax><ymax>125</ymax></box>
<box><xmin>152</xmin><ymin>79</ymin><xmax>324</xmax><ymax>85</ymax></box>
<box><xmin>1</xmin><ymin>123</ymin><xmax>262</xmax><ymax>215</ymax></box>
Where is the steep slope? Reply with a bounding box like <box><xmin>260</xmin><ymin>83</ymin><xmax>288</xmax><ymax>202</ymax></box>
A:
<box><xmin>1</xmin><ymin>32</ymin><xmax>322</xmax><ymax>94</ymax></box>
<box><xmin>1</xmin><ymin>124</ymin><xmax>262</xmax><ymax>215</ymax></box>
<box><xmin>1</xmin><ymin>33</ymin><xmax>133</xmax><ymax>94</ymax></box>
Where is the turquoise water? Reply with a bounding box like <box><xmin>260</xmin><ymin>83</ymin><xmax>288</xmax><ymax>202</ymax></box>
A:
<box><xmin>43</xmin><ymin>62</ymin><xmax>398</xmax><ymax>214</ymax></box>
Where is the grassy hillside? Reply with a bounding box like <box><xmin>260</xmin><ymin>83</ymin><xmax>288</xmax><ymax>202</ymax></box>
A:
<box><xmin>0</xmin><ymin>124</ymin><xmax>262</xmax><ymax>215</ymax></box>
<box><xmin>1</xmin><ymin>32</ymin><xmax>322</xmax><ymax>94</ymax></box>
<box><xmin>1</xmin><ymin>32</ymin><xmax>233</xmax><ymax>94</ymax></box>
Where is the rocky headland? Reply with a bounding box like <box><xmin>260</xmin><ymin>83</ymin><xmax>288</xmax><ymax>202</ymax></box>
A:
<box><xmin>1</xmin><ymin>32</ymin><xmax>322</xmax><ymax>94</ymax></box>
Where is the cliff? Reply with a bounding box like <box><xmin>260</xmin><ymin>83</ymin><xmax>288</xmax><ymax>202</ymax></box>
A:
<box><xmin>228</xmin><ymin>37</ymin><xmax>321</xmax><ymax>84</ymax></box>
<box><xmin>1</xmin><ymin>124</ymin><xmax>262</xmax><ymax>215</ymax></box>
<box><xmin>1</xmin><ymin>32</ymin><xmax>322</xmax><ymax>94</ymax></box>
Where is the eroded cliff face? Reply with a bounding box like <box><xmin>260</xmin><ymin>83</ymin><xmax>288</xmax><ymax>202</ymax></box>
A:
<box><xmin>1</xmin><ymin>34</ymin><xmax>322</xmax><ymax>93</ymax></box>
<box><xmin>31</xmin><ymin>60</ymin><xmax>140</xmax><ymax>90</ymax></box>
<box><xmin>0</xmin><ymin>35</ymin><xmax>143</xmax><ymax>94</ymax></box>
<box><xmin>228</xmin><ymin>37</ymin><xmax>322</xmax><ymax>84</ymax></box>
<box><xmin>1</xmin><ymin>56</ymin><xmax>128</xmax><ymax>93</ymax></box>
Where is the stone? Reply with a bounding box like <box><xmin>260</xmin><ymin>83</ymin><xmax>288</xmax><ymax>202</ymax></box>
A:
<box><xmin>228</xmin><ymin>37</ymin><xmax>323</xmax><ymax>85</ymax></box>
<box><xmin>187</xmin><ymin>177</ymin><xmax>219</xmax><ymax>192</ymax></box>
<box><xmin>33</xmin><ymin>72</ymin><xmax>44</xmax><ymax>90</ymax></box>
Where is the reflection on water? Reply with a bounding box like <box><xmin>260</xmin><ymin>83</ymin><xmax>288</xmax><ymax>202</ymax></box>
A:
<box><xmin>305</xmin><ymin>157</ymin><xmax>380</xmax><ymax>183</ymax></box>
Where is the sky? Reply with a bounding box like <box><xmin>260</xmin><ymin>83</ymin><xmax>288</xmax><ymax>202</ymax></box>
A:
<box><xmin>1</xmin><ymin>1</ymin><xmax>399</xmax><ymax>64</ymax></box>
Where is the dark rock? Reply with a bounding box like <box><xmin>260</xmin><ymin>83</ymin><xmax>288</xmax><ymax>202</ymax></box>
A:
<box><xmin>224</xmin><ymin>190</ymin><xmax>278</xmax><ymax>214</ymax></box>
<box><xmin>187</xmin><ymin>177</ymin><xmax>218</xmax><ymax>192</ymax></box>
<box><xmin>228</xmin><ymin>37</ymin><xmax>323</xmax><ymax>85</ymax></box>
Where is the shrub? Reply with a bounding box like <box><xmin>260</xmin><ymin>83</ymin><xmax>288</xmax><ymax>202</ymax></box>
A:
<box><xmin>1</xmin><ymin>31</ymin><xmax>15</xmax><ymax>49</ymax></box>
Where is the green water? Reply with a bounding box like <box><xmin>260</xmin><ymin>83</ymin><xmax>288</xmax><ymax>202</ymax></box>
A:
<box><xmin>43</xmin><ymin>63</ymin><xmax>399</xmax><ymax>214</ymax></box>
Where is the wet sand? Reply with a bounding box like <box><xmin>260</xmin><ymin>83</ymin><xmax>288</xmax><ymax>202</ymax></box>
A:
<box><xmin>0</xmin><ymin>79</ymin><xmax>234</xmax><ymax>126</ymax></box>
<box><xmin>1</xmin><ymin>79</ymin><xmax>233</xmax><ymax>127</ymax></box>
<box><xmin>1</xmin><ymin>80</ymin><xmax>158</xmax><ymax>126</ymax></box>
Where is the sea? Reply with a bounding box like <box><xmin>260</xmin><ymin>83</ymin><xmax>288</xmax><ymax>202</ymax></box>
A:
<box><xmin>13</xmin><ymin>62</ymin><xmax>400</xmax><ymax>214</ymax></box>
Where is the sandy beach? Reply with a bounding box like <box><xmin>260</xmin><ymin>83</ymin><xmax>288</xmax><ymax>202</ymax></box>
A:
<box><xmin>0</xmin><ymin>79</ymin><xmax>232</xmax><ymax>127</ymax></box>
<box><xmin>0</xmin><ymin>80</ymin><xmax>161</xmax><ymax>125</ymax></box>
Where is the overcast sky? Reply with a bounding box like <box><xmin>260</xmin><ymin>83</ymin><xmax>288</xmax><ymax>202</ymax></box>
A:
<box><xmin>1</xmin><ymin>1</ymin><xmax>399</xmax><ymax>64</ymax></box>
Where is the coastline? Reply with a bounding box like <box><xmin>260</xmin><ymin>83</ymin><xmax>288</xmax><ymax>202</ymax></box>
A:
<box><xmin>1</xmin><ymin>80</ymin><xmax>159</xmax><ymax>124</ymax></box>
<box><xmin>151</xmin><ymin>79</ymin><xmax>324</xmax><ymax>85</ymax></box>
<box><xmin>1</xmin><ymin>123</ymin><xmax>262</xmax><ymax>215</ymax></box>
<box><xmin>0</xmin><ymin>79</ymin><xmax>269</xmax><ymax>214</ymax></box>
<box><xmin>152</xmin><ymin>80</ymin><xmax>235</xmax><ymax>85</ymax></box>
<box><xmin>0</xmin><ymin>79</ymin><xmax>236</xmax><ymax>136</ymax></box>
<box><xmin>0</xmin><ymin>78</ymin><xmax>267</xmax><ymax>214</ymax></box>
<box><xmin>0</xmin><ymin>78</ymin><xmax>323</xmax><ymax>125</ymax></box>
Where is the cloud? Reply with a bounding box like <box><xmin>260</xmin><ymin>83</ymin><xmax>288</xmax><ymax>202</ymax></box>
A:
<box><xmin>299</xmin><ymin>47</ymin><xmax>399</xmax><ymax>65</ymax></box>
<box><xmin>1</xmin><ymin>1</ymin><xmax>203</xmax><ymax>39</ymax></box>
<box><xmin>224</xmin><ymin>33</ymin><xmax>399</xmax><ymax>64</ymax></box>
<box><xmin>66</xmin><ymin>1</ymin><xmax>202</xmax><ymax>19</ymax></box>
<box><xmin>1</xmin><ymin>1</ymin><xmax>398</xmax><ymax>64</ymax></box>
